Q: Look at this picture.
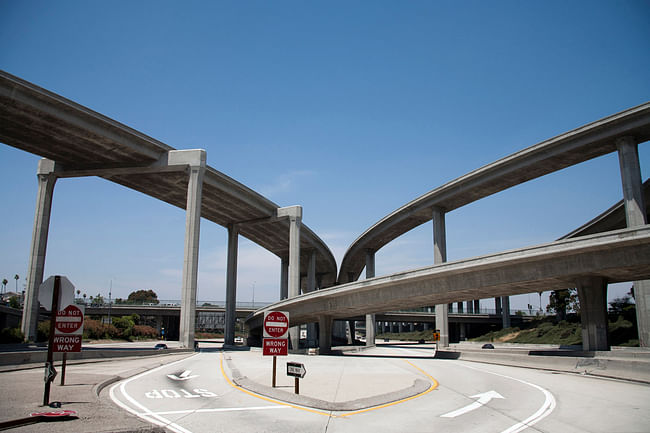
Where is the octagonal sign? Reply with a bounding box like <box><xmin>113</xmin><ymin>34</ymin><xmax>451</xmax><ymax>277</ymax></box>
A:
<box><xmin>263</xmin><ymin>311</ymin><xmax>289</xmax><ymax>339</ymax></box>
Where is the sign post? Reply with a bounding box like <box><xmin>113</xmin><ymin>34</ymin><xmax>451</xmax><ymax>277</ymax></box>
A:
<box><xmin>433</xmin><ymin>329</ymin><xmax>440</xmax><ymax>356</ymax></box>
<box><xmin>263</xmin><ymin>311</ymin><xmax>289</xmax><ymax>387</ymax></box>
<box><xmin>43</xmin><ymin>276</ymin><xmax>61</xmax><ymax>406</ymax></box>
<box><xmin>286</xmin><ymin>362</ymin><xmax>306</xmax><ymax>394</ymax></box>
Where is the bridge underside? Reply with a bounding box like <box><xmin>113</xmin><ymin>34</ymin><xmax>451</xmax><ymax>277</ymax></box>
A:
<box><xmin>248</xmin><ymin>227</ymin><xmax>650</xmax><ymax>330</ymax></box>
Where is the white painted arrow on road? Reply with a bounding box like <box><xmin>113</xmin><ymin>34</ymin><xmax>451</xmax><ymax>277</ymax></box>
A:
<box><xmin>440</xmin><ymin>391</ymin><xmax>505</xmax><ymax>418</ymax></box>
<box><xmin>167</xmin><ymin>370</ymin><xmax>198</xmax><ymax>381</ymax></box>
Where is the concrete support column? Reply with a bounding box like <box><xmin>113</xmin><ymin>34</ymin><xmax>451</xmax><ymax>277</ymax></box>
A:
<box><xmin>318</xmin><ymin>315</ymin><xmax>332</xmax><ymax>353</ymax></box>
<box><xmin>306</xmin><ymin>250</ymin><xmax>317</xmax><ymax>347</ymax></box>
<box><xmin>617</xmin><ymin>136</ymin><xmax>649</xmax><ymax>347</ymax></box>
<box><xmin>365</xmin><ymin>249</ymin><xmax>376</xmax><ymax>346</ymax></box>
<box><xmin>576</xmin><ymin>277</ymin><xmax>609</xmax><ymax>351</ymax></box>
<box><xmin>278</xmin><ymin>206</ymin><xmax>302</xmax><ymax>350</ymax></box>
<box><xmin>178</xmin><ymin>150</ymin><xmax>206</xmax><ymax>349</ymax></box>
<box><xmin>495</xmin><ymin>297</ymin><xmax>502</xmax><ymax>315</ymax></box>
<box><xmin>617</xmin><ymin>137</ymin><xmax>647</xmax><ymax>227</ymax></box>
<box><xmin>466</xmin><ymin>301</ymin><xmax>473</xmax><ymax>314</ymax></box>
<box><xmin>224</xmin><ymin>224</ymin><xmax>239</xmax><ymax>345</ymax></box>
<box><xmin>21</xmin><ymin>159</ymin><xmax>58</xmax><ymax>341</ymax></box>
<box><xmin>280</xmin><ymin>258</ymin><xmax>289</xmax><ymax>300</ymax></box>
<box><xmin>501</xmin><ymin>296</ymin><xmax>511</xmax><ymax>328</ymax></box>
<box><xmin>459</xmin><ymin>323</ymin><xmax>466</xmax><ymax>341</ymax></box>
<box><xmin>432</xmin><ymin>207</ymin><xmax>449</xmax><ymax>347</ymax></box>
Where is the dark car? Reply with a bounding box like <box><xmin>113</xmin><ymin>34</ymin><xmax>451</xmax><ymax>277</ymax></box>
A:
<box><xmin>154</xmin><ymin>343</ymin><xmax>168</xmax><ymax>350</ymax></box>
<box><xmin>481</xmin><ymin>343</ymin><xmax>495</xmax><ymax>349</ymax></box>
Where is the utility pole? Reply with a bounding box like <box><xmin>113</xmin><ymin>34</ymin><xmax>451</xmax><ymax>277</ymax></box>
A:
<box><xmin>108</xmin><ymin>280</ymin><xmax>112</xmax><ymax>324</ymax></box>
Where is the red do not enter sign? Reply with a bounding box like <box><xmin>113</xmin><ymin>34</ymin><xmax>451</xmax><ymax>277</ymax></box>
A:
<box><xmin>55</xmin><ymin>304</ymin><xmax>84</xmax><ymax>334</ymax></box>
<box><xmin>263</xmin><ymin>311</ymin><xmax>289</xmax><ymax>338</ymax></box>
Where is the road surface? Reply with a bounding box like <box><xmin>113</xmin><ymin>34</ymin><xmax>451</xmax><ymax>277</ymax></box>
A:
<box><xmin>109</xmin><ymin>345</ymin><xmax>650</xmax><ymax>433</ymax></box>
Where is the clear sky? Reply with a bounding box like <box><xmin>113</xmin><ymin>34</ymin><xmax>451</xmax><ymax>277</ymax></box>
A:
<box><xmin>1</xmin><ymin>1</ymin><xmax>649</xmax><ymax>312</ymax></box>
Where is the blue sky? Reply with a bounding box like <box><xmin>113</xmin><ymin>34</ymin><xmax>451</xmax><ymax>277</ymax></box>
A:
<box><xmin>1</xmin><ymin>1</ymin><xmax>649</xmax><ymax>311</ymax></box>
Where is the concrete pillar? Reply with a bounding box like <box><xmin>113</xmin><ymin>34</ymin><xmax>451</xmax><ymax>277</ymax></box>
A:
<box><xmin>466</xmin><ymin>301</ymin><xmax>473</xmax><ymax>314</ymax></box>
<box><xmin>224</xmin><ymin>224</ymin><xmax>239</xmax><ymax>346</ymax></box>
<box><xmin>410</xmin><ymin>323</ymin><xmax>414</xmax><ymax>332</ymax></box>
<box><xmin>306</xmin><ymin>250</ymin><xmax>317</xmax><ymax>347</ymax></box>
<box><xmin>178</xmin><ymin>150</ymin><xmax>206</xmax><ymax>349</ymax></box>
<box><xmin>348</xmin><ymin>321</ymin><xmax>356</xmax><ymax>343</ymax></box>
<box><xmin>318</xmin><ymin>315</ymin><xmax>332</xmax><ymax>353</ymax></box>
<box><xmin>459</xmin><ymin>323</ymin><xmax>466</xmax><ymax>341</ymax></box>
<box><xmin>576</xmin><ymin>277</ymin><xmax>609</xmax><ymax>351</ymax></box>
<box><xmin>398</xmin><ymin>322</ymin><xmax>403</xmax><ymax>333</ymax></box>
<box><xmin>21</xmin><ymin>159</ymin><xmax>58</xmax><ymax>341</ymax></box>
<box><xmin>501</xmin><ymin>296</ymin><xmax>511</xmax><ymax>328</ymax></box>
<box><xmin>365</xmin><ymin>249</ymin><xmax>376</xmax><ymax>346</ymax></box>
<box><xmin>432</xmin><ymin>207</ymin><xmax>449</xmax><ymax>347</ymax></box>
<box><xmin>280</xmin><ymin>257</ymin><xmax>288</xmax><ymax>300</ymax></box>
<box><xmin>617</xmin><ymin>137</ymin><xmax>649</xmax><ymax>347</ymax></box>
<box><xmin>278</xmin><ymin>206</ymin><xmax>302</xmax><ymax>350</ymax></box>
<box><xmin>495</xmin><ymin>297</ymin><xmax>502</xmax><ymax>315</ymax></box>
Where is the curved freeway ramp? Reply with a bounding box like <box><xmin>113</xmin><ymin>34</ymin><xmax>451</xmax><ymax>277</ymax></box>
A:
<box><xmin>0</xmin><ymin>70</ymin><xmax>337</xmax><ymax>288</ymax></box>
<box><xmin>338</xmin><ymin>102</ymin><xmax>650</xmax><ymax>283</ymax></box>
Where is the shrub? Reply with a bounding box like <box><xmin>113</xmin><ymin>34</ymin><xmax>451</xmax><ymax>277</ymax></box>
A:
<box><xmin>0</xmin><ymin>327</ymin><xmax>24</xmax><ymax>344</ymax></box>
<box><xmin>133</xmin><ymin>325</ymin><xmax>158</xmax><ymax>339</ymax></box>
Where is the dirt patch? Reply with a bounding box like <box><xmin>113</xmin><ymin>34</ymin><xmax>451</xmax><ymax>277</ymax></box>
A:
<box><xmin>496</xmin><ymin>331</ymin><xmax>521</xmax><ymax>342</ymax></box>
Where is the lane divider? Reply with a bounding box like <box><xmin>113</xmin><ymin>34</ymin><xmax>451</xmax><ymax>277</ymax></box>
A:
<box><xmin>219</xmin><ymin>353</ymin><xmax>439</xmax><ymax>418</ymax></box>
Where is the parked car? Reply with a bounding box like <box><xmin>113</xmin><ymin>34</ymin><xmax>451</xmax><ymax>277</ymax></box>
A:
<box><xmin>481</xmin><ymin>343</ymin><xmax>495</xmax><ymax>349</ymax></box>
<box><xmin>154</xmin><ymin>343</ymin><xmax>168</xmax><ymax>350</ymax></box>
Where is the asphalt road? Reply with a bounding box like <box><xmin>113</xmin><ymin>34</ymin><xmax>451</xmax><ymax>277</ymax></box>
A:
<box><xmin>109</xmin><ymin>345</ymin><xmax>650</xmax><ymax>433</ymax></box>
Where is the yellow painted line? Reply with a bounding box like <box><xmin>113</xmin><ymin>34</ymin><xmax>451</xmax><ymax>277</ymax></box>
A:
<box><xmin>219</xmin><ymin>353</ymin><xmax>439</xmax><ymax>418</ymax></box>
<box><xmin>337</xmin><ymin>359</ymin><xmax>439</xmax><ymax>417</ymax></box>
<box><xmin>219</xmin><ymin>353</ymin><xmax>335</xmax><ymax>417</ymax></box>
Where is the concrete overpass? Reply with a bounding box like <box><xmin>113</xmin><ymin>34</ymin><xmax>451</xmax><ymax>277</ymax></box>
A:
<box><xmin>0</xmin><ymin>70</ymin><xmax>337</xmax><ymax>347</ymax></box>
<box><xmin>248</xmin><ymin>102</ymin><xmax>650</xmax><ymax>352</ymax></box>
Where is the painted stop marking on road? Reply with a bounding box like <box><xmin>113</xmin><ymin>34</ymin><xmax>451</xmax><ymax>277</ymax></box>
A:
<box><xmin>55</xmin><ymin>304</ymin><xmax>83</xmax><ymax>334</ymax></box>
<box><xmin>263</xmin><ymin>311</ymin><xmax>289</xmax><ymax>338</ymax></box>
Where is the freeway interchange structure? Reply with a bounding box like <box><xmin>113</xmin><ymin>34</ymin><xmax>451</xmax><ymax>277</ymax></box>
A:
<box><xmin>1</xmin><ymin>70</ymin><xmax>649</xmax><ymax>353</ymax></box>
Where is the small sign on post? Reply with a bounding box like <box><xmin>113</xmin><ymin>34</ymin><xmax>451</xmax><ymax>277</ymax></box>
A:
<box><xmin>262</xmin><ymin>311</ymin><xmax>289</xmax><ymax>388</ymax></box>
<box><xmin>287</xmin><ymin>362</ymin><xmax>306</xmax><ymax>394</ymax></box>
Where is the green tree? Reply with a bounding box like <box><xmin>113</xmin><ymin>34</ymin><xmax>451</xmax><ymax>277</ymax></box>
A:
<box><xmin>126</xmin><ymin>289</ymin><xmax>159</xmax><ymax>305</ymax></box>
<box><xmin>92</xmin><ymin>294</ymin><xmax>105</xmax><ymax>305</ymax></box>
<box><xmin>547</xmin><ymin>289</ymin><xmax>579</xmax><ymax>321</ymax></box>
<box><xmin>8</xmin><ymin>296</ymin><xmax>20</xmax><ymax>309</ymax></box>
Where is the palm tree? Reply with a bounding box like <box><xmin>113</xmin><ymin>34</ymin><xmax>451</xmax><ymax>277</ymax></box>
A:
<box><xmin>2</xmin><ymin>279</ymin><xmax>7</xmax><ymax>294</ymax></box>
<box><xmin>14</xmin><ymin>274</ymin><xmax>19</xmax><ymax>292</ymax></box>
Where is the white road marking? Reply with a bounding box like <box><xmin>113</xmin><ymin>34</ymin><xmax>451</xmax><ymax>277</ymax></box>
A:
<box><xmin>140</xmin><ymin>406</ymin><xmax>291</xmax><ymax>416</ymax></box>
<box><xmin>109</xmin><ymin>356</ymin><xmax>196</xmax><ymax>433</ymax></box>
<box><xmin>440</xmin><ymin>390</ymin><xmax>505</xmax><ymax>418</ymax></box>
<box><xmin>167</xmin><ymin>370</ymin><xmax>199</xmax><ymax>381</ymax></box>
<box><xmin>460</xmin><ymin>363</ymin><xmax>556</xmax><ymax>433</ymax></box>
<box><xmin>109</xmin><ymin>354</ymin><xmax>289</xmax><ymax>433</ymax></box>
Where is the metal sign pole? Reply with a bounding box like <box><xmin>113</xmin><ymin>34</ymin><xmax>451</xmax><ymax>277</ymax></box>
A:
<box><xmin>294</xmin><ymin>377</ymin><xmax>299</xmax><ymax>395</ymax></box>
<box><xmin>272</xmin><ymin>356</ymin><xmax>277</xmax><ymax>388</ymax></box>
<box><xmin>60</xmin><ymin>353</ymin><xmax>67</xmax><ymax>386</ymax></box>
<box><xmin>43</xmin><ymin>275</ymin><xmax>60</xmax><ymax>406</ymax></box>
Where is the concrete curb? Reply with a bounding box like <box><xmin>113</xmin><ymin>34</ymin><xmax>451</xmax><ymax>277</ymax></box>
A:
<box><xmin>0</xmin><ymin>348</ymin><xmax>193</xmax><ymax>367</ymax></box>
<box><xmin>223</xmin><ymin>355</ymin><xmax>431</xmax><ymax>411</ymax></box>
<box><xmin>442</xmin><ymin>349</ymin><xmax>650</xmax><ymax>384</ymax></box>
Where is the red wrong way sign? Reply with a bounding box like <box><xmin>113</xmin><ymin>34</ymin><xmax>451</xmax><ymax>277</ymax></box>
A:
<box><xmin>263</xmin><ymin>311</ymin><xmax>289</xmax><ymax>338</ymax></box>
<box><xmin>263</xmin><ymin>338</ymin><xmax>288</xmax><ymax>356</ymax></box>
<box><xmin>53</xmin><ymin>304</ymin><xmax>84</xmax><ymax>352</ymax></box>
